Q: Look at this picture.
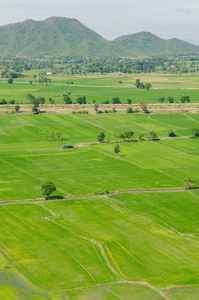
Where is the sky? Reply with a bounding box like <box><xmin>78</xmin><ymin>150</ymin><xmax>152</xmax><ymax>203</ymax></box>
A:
<box><xmin>0</xmin><ymin>0</ymin><xmax>199</xmax><ymax>42</ymax></box>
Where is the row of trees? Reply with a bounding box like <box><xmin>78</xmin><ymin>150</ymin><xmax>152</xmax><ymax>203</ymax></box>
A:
<box><xmin>159</xmin><ymin>96</ymin><xmax>190</xmax><ymax>103</ymax></box>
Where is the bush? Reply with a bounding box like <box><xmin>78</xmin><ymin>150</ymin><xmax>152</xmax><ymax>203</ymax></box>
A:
<box><xmin>127</xmin><ymin>107</ymin><xmax>133</xmax><ymax>113</ymax></box>
<box><xmin>0</xmin><ymin>99</ymin><xmax>6</xmax><ymax>105</ymax></box>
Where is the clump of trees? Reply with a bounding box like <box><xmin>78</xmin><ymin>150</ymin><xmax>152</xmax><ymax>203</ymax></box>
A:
<box><xmin>76</xmin><ymin>96</ymin><xmax>86</xmax><ymax>104</ymax></box>
<box><xmin>181</xmin><ymin>96</ymin><xmax>190</xmax><ymax>103</ymax></box>
<box><xmin>184</xmin><ymin>177</ymin><xmax>198</xmax><ymax>189</ymax></box>
<box><xmin>112</xmin><ymin>97</ymin><xmax>121</xmax><ymax>104</ymax></box>
<box><xmin>135</xmin><ymin>79</ymin><xmax>152</xmax><ymax>90</ymax></box>
<box><xmin>117</xmin><ymin>131</ymin><xmax>134</xmax><ymax>141</ymax></box>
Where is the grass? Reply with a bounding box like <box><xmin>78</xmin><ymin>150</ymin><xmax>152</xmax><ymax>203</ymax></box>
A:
<box><xmin>1</xmin><ymin>194</ymin><xmax>199</xmax><ymax>296</ymax></box>
<box><xmin>0</xmin><ymin>111</ymin><xmax>198</xmax><ymax>298</ymax></box>
<box><xmin>1</xmin><ymin>71</ymin><xmax>199</xmax><ymax>104</ymax></box>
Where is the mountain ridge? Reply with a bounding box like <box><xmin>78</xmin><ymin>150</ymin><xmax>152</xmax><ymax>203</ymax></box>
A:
<box><xmin>0</xmin><ymin>17</ymin><xmax>198</xmax><ymax>57</ymax></box>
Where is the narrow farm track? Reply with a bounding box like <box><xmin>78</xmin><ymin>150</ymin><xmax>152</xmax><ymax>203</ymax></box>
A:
<box><xmin>0</xmin><ymin>187</ymin><xmax>194</xmax><ymax>206</ymax></box>
<box><xmin>67</xmin><ymin>281</ymin><xmax>170</xmax><ymax>300</ymax></box>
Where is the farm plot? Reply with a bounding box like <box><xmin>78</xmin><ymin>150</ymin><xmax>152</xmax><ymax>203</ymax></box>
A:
<box><xmin>0</xmin><ymin>146</ymin><xmax>181</xmax><ymax>201</ymax></box>
<box><xmin>1</xmin><ymin>77</ymin><xmax>199</xmax><ymax>104</ymax></box>
<box><xmin>0</xmin><ymin>194</ymin><xmax>199</xmax><ymax>297</ymax></box>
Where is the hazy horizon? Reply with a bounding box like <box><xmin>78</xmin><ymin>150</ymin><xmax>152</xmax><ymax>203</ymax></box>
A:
<box><xmin>0</xmin><ymin>0</ymin><xmax>199</xmax><ymax>42</ymax></box>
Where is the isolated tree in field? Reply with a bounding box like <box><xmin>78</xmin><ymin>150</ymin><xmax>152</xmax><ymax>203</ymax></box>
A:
<box><xmin>97</xmin><ymin>132</ymin><xmax>105</xmax><ymax>143</ymax></box>
<box><xmin>114</xmin><ymin>144</ymin><xmax>120</xmax><ymax>156</ymax></box>
<box><xmin>41</xmin><ymin>182</ymin><xmax>56</xmax><ymax>198</ymax></box>
<box><xmin>149</xmin><ymin>130</ymin><xmax>158</xmax><ymax>140</ymax></box>
<box><xmin>184</xmin><ymin>177</ymin><xmax>198</xmax><ymax>189</ymax></box>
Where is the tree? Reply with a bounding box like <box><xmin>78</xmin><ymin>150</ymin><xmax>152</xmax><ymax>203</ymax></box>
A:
<box><xmin>114</xmin><ymin>144</ymin><xmax>120</xmax><ymax>156</ymax></box>
<box><xmin>184</xmin><ymin>177</ymin><xmax>198</xmax><ymax>189</ymax></box>
<box><xmin>127</xmin><ymin>98</ymin><xmax>132</xmax><ymax>104</ymax></box>
<box><xmin>191</xmin><ymin>127</ymin><xmax>199</xmax><ymax>138</ymax></box>
<box><xmin>64</xmin><ymin>96</ymin><xmax>72</xmax><ymax>104</ymax></box>
<box><xmin>97</xmin><ymin>132</ymin><xmax>105</xmax><ymax>142</ymax></box>
<box><xmin>41</xmin><ymin>181</ymin><xmax>56</xmax><ymax>198</ymax></box>
<box><xmin>139</xmin><ymin>100</ymin><xmax>149</xmax><ymax>113</ymax></box>
<box><xmin>127</xmin><ymin>107</ymin><xmax>133</xmax><ymax>113</ymax></box>
<box><xmin>168</xmin><ymin>96</ymin><xmax>174</xmax><ymax>103</ymax></box>
<box><xmin>138</xmin><ymin>133</ymin><xmax>144</xmax><ymax>140</ymax></box>
<box><xmin>8</xmin><ymin>78</ymin><xmax>13</xmax><ymax>84</ymax></box>
<box><xmin>112</xmin><ymin>97</ymin><xmax>121</xmax><ymax>104</ymax></box>
<box><xmin>15</xmin><ymin>105</ymin><xmax>20</xmax><ymax>113</ymax></box>
<box><xmin>32</xmin><ymin>105</ymin><xmax>39</xmax><ymax>114</ymax></box>
<box><xmin>26</xmin><ymin>93</ymin><xmax>35</xmax><ymax>101</ymax></box>
<box><xmin>135</xmin><ymin>79</ymin><xmax>141</xmax><ymax>89</ymax></box>
<box><xmin>149</xmin><ymin>130</ymin><xmax>158</xmax><ymax>140</ymax></box>
<box><xmin>145</xmin><ymin>83</ymin><xmax>152</xmax><ymax>90</ymax></box>
<box><xmin>124</xmin><ymin>131</ymin><xmax>134</xmax><ymax>140</ymax></box>
<box><xmin>117</xmin><ymin>133</ymin><xmax>125</xmax><ymax>141</ymax></box>
<box><xmin>181</xmin><ymin>96</ymin><xmax>190</xmax><ymax>103</ymax></box>
<box><xmin>0</xmin><ymin>99</ymin><xmax>6</xmax><ymax>105</ymax></box>
<box><xmin>94</xmin><ymin>103</ymin><xmax>99</xmax><ymax>113</ymax></box>
<box><xmin>158</xmin><ymin>97</ymin><xmax>165</xmax><ymax>103</ymax></box>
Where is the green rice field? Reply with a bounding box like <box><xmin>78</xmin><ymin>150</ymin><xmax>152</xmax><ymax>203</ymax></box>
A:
<box><xmin>1</xmin><ymin>72</ymin><xmax>199</xmax><ymax>104</ymax></box>
<box><xmin>0</xmin><ymin>112</ymin><xmax>199</xmax><ymax>299</ymax></box>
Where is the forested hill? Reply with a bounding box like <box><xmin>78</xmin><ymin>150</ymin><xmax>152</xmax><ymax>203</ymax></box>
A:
<box><xmin>0</xmin><ymin>17</ymin><xmax>198</xmax><ymax>57</ymax></box>
<box><xmin>113</xmin><ymin>31</ymin><xmax>198</xmax><ymax>56</ymax></box>
<box><xmin>0</xmin><ymin>17</ymin><xmax>122</xmax><ymax>57</ymax></box>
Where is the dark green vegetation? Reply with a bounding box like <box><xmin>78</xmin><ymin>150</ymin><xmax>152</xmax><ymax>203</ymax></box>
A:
<box><xmin>0</xmin><ymin>17</ymin><xmax>198</xmax><ymax>57</ymax></box>
<box><xmin>0</xmin><ymin>112</ymin><xmax>199</xmax><ymax>299</ymax></box>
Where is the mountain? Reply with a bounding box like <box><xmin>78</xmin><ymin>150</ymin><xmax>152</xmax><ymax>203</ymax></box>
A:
<box><xmin>0</xmin><ymin>17</ymin><xmax>198</xmax><ymax>57</ymax></box>
<box><xmin>0</xmin><ymin>17</ymin><xmax>122</xmax><ymax>57</ymax></box>
<box><xmin>113</xmin><ymin>31</ymin><xmax>198</xmax><ymax>56</ymax></box>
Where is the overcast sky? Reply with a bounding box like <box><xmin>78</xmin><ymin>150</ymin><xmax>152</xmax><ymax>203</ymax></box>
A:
<box><xmin>0</xmin><ymin>0</ymin><xmax>199</xmax><ymax>42</ymax></box>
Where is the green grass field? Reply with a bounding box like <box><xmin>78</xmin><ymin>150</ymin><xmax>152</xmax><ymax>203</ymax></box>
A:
<box><xmin>1</xmin><ymin>72</ymin><xmax>199</xmax><ymax>104</ymax></box>
<box><xmin>0</xmin><ymin>111</ymin><xmax>199</xmax><ymax>299</ymax></box>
